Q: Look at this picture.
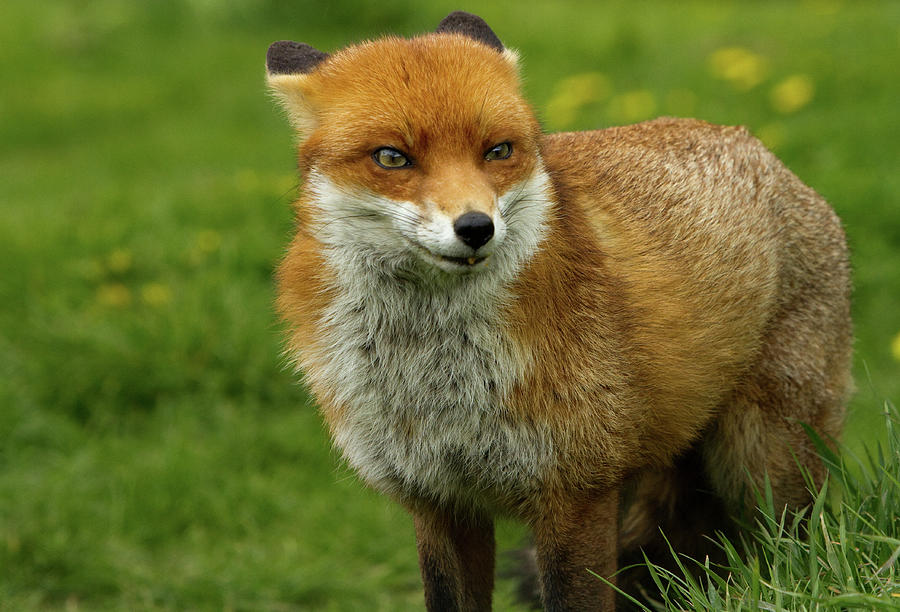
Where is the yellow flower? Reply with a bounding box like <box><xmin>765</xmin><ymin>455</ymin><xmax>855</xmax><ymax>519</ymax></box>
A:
<box><xmin>708</xmin><ymin>47</ymin><xmax>769</xmax><ymax>91</ymax></box>
<box><xmin>195</xmin><ymin>229</ymin><xmax>222</xmax><ymax>254</ymax></box>
<box><xmin>891</xmin><ymin>331</ymin><xmax>900</xmax><ymax>362</ymax></box>
<box><xmin>141</xmin><ymin>283</ymin><xmax>172</xmax><ymax>307</ymax></box>
<box><xmin>188</xmin><ymin>229</ymin><xmax>223</xmax><ymax>265</ymax></box>
<box><xmin>771</xmin><ymin>75</ymin><xmax>815</xmax><ymax>114</ymax></box>
<box><xmin>97</xmin><ymin>283</ymin><xmax>132</xmax><ymax>307</ymax></box>
<box><xmin>608</xmin><ymin>90</ymin><xmax>657</xmax><ymax>124</ymax></box>
<box><xmin>106</xmin><ymin>249</ymin><xmax>133</xmax><ymax>274</ymax></box>
<box><xmin>545</xmin><ymin>72</ymin><xmax>611</xmax><ymax>130</ymax></box>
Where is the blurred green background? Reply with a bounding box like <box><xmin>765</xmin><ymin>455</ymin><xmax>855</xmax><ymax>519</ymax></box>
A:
<box><xmin>1</xmin><ymin>0</ymin><xmax>898</xmax><ymax>609</ymax></box>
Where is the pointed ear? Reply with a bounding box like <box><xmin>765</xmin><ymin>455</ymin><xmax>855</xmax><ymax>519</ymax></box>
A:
<box><xmin>265</xmin><ymin>41</ymin><xmax>329</xmax><ymax>137</ymax></box>
<box><xmin>267</xmin><ymin>40</ymin><xmax>329</xmax><ymax>75</ymax></box>
<box><xmin>435</xmin><ymin>11</ymin><xmax>519</xmax><ymax>69</ymax></box>
<box><xmin>435</xmin><ymin>11</ymin><xmax>504</xmax><ymax>51</ymax></box>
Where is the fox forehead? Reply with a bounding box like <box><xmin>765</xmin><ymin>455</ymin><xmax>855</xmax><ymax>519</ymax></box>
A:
<box><xmin>304</xmin><ymin>35</ymin><xmax>539</xmax><ymax>157</ymax></box>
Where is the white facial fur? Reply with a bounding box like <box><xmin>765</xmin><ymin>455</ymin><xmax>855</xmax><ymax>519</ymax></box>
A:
<box><xmin>408</xmin><ymin>204</ymin><xmax>507</xmax><ymax>271</ymax></box>
<box><xmin>296</xmin><ymin>168</ymin><xmax>556</xmax><ymax>510</ymax></box>
<box><xmin>305</xmin><ymin>168</ymin><xmax>548</xmax><ymax>280</ymax></box>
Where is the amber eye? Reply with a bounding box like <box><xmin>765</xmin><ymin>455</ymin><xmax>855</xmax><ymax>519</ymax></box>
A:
<box><xmin>373</xmin><ymin>147</ymin><xmax>412</xmax><ymax>169</ymax></box>
<box><xmin>484</xmin><ymin>142</ymin><xmax>512</xmax><ymax>161</ymax></box>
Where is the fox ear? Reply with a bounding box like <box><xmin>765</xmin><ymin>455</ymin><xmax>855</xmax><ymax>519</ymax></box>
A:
<box><xmin>435</xmin><ymin>11</ymin><xmax>519</xmax><ymax>68</ymax></box>
<box><xmin>266</xmin><ymin>40</ymin><xmax>329</xmax><ymax>75</ymax></box>
<box><xmin>436</xmin><ymin>11</ymin><xmax>504</xmax><ymax>52</ymax></box>
<box><xmin>266</xmin><ymin>41</ymin><xmax>329</xmax><ymax>137</ymax></box>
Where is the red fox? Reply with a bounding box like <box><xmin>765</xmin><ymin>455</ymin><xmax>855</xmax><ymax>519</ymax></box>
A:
<box><xmin>266</xmin><ymin>11</ymin><xmax>852</xmax><ymax>611</ymax></box>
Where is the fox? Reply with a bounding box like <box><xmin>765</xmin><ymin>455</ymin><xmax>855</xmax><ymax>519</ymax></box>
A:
<box><xmin>265</xmin><ymin>11</ymin><xmax>852</xmax><ymax>611</ymax></box>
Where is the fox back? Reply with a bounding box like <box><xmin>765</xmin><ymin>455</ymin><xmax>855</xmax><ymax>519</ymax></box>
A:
<box><xmin>267</xmin><ymin>12</ymin><xmax>851</xmax><ymax>611</ymax></box>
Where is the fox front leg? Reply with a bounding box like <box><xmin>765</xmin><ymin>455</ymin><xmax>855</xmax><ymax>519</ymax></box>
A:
<box><xmin>412</xmin><ymin>506</ymin><xmax>496</xmax><ymax>611</ymax></box>
<box><xmin>533</xmin><ymin>488</ymin><xmax>619</xmax><ymax>611</ymax></box>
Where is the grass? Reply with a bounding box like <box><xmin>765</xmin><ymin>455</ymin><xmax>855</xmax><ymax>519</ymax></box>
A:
<box><xmin>1</xmin><ymin>0</ymin><xmax>898</xmax><ymax>610</ymax></box>
<box><xmin>614</xmin><ymin>404</ymin><xmax>900</xmax><ymax>610</ymax></box>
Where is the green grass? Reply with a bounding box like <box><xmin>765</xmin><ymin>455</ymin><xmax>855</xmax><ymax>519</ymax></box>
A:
<box><xmin>615</xmin><ymin>404</ymin><xmax>900</xmax><ymax>610</ymax></box>
<box><xmin>1</xmin><ymin>0</ymin><xmax>898</xmax><ymax>610</ymax></box>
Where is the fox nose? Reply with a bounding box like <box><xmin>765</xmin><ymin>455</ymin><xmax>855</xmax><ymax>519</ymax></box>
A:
<box><xmin>453</xmin><ymin>212</ymin><xmax>494</xmax><ymax>250</ymax></box>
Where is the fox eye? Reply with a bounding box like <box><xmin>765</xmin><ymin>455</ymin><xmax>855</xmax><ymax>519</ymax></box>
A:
<box><xmin>373</xmin><ymin>147</ymin><xmax>412</xmax><ymax>169</ymax></box>
<box><xmin>484</xmin><ymin>142</ymin><xmax>512</xmax><ymax>161</ymax></box>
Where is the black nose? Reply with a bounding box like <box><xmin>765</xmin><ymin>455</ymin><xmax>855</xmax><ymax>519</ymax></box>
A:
<box><xmin>453</xmin><ymin>212</ymin><xmax>494</xmax><ymax>250</ymax></box>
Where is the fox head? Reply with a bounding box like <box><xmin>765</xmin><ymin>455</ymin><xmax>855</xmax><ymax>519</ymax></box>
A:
<box><xmin>267</xmin><ymin>12</ymin><xmax>550</xmax><ymax>282</ymax></box>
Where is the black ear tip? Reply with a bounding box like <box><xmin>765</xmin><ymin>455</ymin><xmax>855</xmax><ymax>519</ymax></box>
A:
<box><xmin>436</xmin><ymin>11</ymin><xmax>504</xmax><ymax>52</ymax></box>
<box><xmin>266</xmin><ymin>40</ymin><xmax>330</xmax><ymax>75</ymax></box>
<box><xmin>440</xmin><ymin>10</ymin><xmax>481</xmax><ymax>23</ymax></box>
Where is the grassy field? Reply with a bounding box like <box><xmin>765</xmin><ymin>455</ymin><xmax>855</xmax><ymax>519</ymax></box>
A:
<box><xmin>622</xmin><ymin>408</ymin><xmax>900</xmax><ymax>610</ymax></box>
<box><xmin>1</xmin><ymin>1</ymin><xmax>898</xmax><ymax>609</ymax></box>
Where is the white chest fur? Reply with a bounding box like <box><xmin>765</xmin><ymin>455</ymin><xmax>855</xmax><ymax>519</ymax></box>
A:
<box><xmin>312</xmin><ymin>273</ymin><xmax>554</xmax><ymax>511</ymax></box>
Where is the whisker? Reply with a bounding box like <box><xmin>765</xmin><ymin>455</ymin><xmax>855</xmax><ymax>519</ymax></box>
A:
<box><xmin>269</xmin><ymin>181</ymin><xmax>302</xmax><ymax>207</ymax></box>
<box><xmin>387</xmin><ymin>212</ymin><xmax>423</xmax><ymax>227</ymax></box>
<box><xmin>326</xmin><ymin>208</ymin><xmax>424</xmax><ymax>228</ymax></box>
<box><xmin>390</xmin><ymin>208</ymin><xmax>423</xmax><ymax>221</ymax></box>
<box><xmin>503</xmin><ymin>194</ymin><xmax>547</xmax><ymax>218</ymax></box>
<box><xmin>500</xmin><ymin>182</ymin><xmax>530</xmax><ymax>213</ymax></box>
<box><xmin>503</xmin><ymin>203</ymin><xmax>549</xmax><ymax>226</ymax></box>
<box><xmin>332</xmin><ymin>213</ymin><xmax>382</xmax><ymax>221</ymax></box>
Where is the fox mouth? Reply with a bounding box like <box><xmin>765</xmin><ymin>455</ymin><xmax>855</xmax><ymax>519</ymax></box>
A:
<box><xmin>409</xmin><ymin>240</ymin><xmax>490</xmax><ymax>270</ymax></box>
<box><xmin>438</xmin><ymin>254</ymin><xmax>489</xmax><ymax>267</ymax></box>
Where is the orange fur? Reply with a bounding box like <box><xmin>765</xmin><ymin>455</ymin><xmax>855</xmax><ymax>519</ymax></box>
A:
<box><xmin>268</xmin><ymin>13</ymin><xmax>852</xmax><ymax>611</ymax></box>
